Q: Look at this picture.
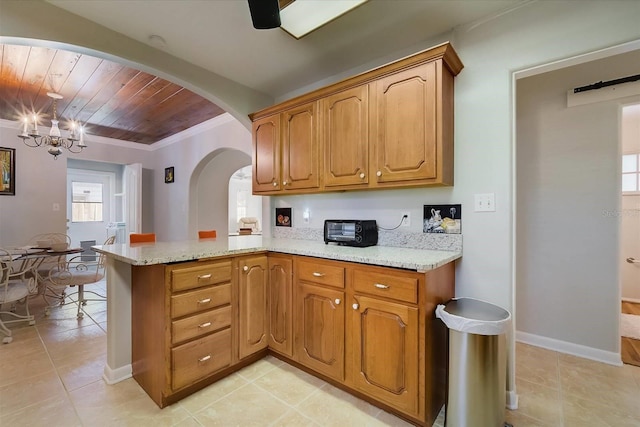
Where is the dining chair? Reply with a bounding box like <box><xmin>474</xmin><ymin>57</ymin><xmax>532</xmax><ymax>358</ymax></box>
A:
<box><xmin>0</xmin><ymin>248</ymin><xmax>38</xmax><ymax>343</ymax></box>
<box><xmin>129</xmin><ymin>233</ymin><xmax>156</xmax><ymax>243</ymax></box>
<box><xmin>198</xmin><ymin>230</ymin><xmax>217</xmax><ymax>239</ymax></box>
<box><xmin>40</xmin><ymin>235</ymin><xmax>115</xmax><ymax>319</ymax></box>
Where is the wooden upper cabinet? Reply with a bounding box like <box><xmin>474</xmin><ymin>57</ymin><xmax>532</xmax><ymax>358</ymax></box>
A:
<box><xmin>282</xmin><ymin>102</ymin><xmax>320</xmax><ymax>191</ymax></box>
<box><xmin>249</xmin><ymin>42</ymin><xmax>462</xmax><ymax>194</ymax></box>
<box><xmin>372</xmin><ymin>61</ymin><xmax>438</xmax><ymax>185</ymax></box>
<box><xmin>322</xmin><ymin>85</ymin><xmax>369</xmax><ymax>188</ymax></box>
<box><xmin>252</xmin><ymin>114</ymin><xmax>281</xmax><ymax>193</ymax></box>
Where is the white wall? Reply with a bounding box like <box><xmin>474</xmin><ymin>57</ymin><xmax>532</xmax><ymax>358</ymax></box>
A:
<box><xmin>196</xmin><ymin>150</ymin><xmax>251</xmax><ymax>237</ymax></box>
<box><xmin>0</xmin><ymin>122</ymin><xmax>153</xmax><ymax>247</ymax></box>
<box><xmin>152</xmin><ymin>115</ymin><xmax>252</xmax><ymax>241</ymax></box>
<box><xmin>516</xmin><ymin>50</ymin><xmax>640</xmax><ymax>353</ymax></box>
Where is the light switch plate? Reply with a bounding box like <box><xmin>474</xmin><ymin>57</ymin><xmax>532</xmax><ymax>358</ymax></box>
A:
<box><xmin>474</xmin><ymin>193</ymin><xmax>496</xmax><ymax>212</ymax></box>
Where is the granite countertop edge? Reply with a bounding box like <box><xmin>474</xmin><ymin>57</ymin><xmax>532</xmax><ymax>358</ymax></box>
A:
<box><xmin>94</xmin><ymin>237</ymin><xmax>461</xmax><ymax>272</ymax></box>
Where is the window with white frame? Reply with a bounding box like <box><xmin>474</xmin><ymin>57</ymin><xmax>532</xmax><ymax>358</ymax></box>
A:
<box><xmin>622</xmin><ymin>153</ymin><xmax>640</xmax><ymax>193</ymax></box>
<box><xmin>72</xmin><ymin>181</ymin><xmax>104</xmax><ymax>222</ymax></box>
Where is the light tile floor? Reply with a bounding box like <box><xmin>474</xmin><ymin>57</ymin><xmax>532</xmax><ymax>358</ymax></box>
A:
<box><xmin>1</xmin><ymin>281</ymin><xmax>640</xmax><ymax>426</ymax></box>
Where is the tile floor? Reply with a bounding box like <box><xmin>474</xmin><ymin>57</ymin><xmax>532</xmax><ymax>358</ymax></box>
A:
<box><xmin>1</xmin><ymin>281</ymin><xmax>640</xmax><ymax>426</ymax></box>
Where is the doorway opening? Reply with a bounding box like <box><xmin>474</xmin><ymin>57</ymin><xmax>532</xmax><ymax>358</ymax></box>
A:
<box><xmin>620</xmin><ymin>102</ymin><xmax>640</xmax><ymax>367</ymax></box>
<box><xmin>229</xmin><ymin>166</ymin><xmax>262</xmax><ymax>235</ymax></box>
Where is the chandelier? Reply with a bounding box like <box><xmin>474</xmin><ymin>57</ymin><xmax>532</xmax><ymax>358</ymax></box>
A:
<box><xmin>17</xmin><ymin>92</ymin><xmax>87</xmax><ymax>159</ymax></box>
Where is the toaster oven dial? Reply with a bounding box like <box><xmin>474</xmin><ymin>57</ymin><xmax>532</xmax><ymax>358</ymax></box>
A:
<box><xmin>355</xmin><ymin>224</ymin><xmax>362</xmax><ymax>232</ymax></box>
<box><xmin>355</xmin><ymin>235</ymin><xmax>362</xmax><ymax>243</ymax></box>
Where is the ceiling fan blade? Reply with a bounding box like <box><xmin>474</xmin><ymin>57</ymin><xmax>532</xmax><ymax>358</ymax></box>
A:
<box><xmin>248</xmin><ymin>0</ymin><xmax>281</xmax><ymax>29</ymax></box>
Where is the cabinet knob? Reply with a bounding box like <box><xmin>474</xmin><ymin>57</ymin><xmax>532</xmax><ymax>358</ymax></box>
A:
<box><xmin>334</xmin><ymin>298</ymin><xmax>341</xmax><ymax>305</ymax></box>
<box><xmin>243</xmin><ymin>265</ymin><xmax>249</xmax><ymax>272</ymax></box>
<box><xmin>273</xmin><ymin>181</ymin><xmax>278</xmax><ymax>187</ymax></box>
<box><xmin>352</xmin><ymin>303</ymin><xmax>359</xmax><ymax>310</ymax></box>
<box><xmin>283</xmin><ymin>180</ymin><xmax>288</xmax><ymax>186</ymax></box>
<box><xmin>376</xmin><ymin>170</ymin><xmax>382</xmax><ymax>177</ymax></box>
<box><xmin>359</xmin><ymin>173</ymin><xmax>365</xmax><ymax>179</ymax></box>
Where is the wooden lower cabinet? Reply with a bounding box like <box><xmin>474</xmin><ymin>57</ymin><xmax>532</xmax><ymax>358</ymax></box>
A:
<box><xmin>131</xmin><ymin>252</ymin><xmax>454</xmax><ymax>427</ymax></box>
<box><xmin>294</xmin><ymin>282</ymin><xmax>345</xmax><ymax>381</ymax></box>
<box><xmin>267</xmin><ymin>254</ymin><xmax>293</xmax><ymax>357</ymax></box>
<box><xmin>350</xmin><ymin>295</ymin><xmax>419</xmax><ymax>416</ymax></box>
<box><xmin>131</xmin><ymin>258</ymin><xmax>235</xmax><ymax>408</ymax></box>
<box><xmin>237</xmin><ymin>255</ymin><xmax>269</xmax><ymax>359</ymax></box>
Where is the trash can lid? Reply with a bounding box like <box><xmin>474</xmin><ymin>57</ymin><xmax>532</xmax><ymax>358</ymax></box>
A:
<box><xmin>435</xmin><ymin>297</ymin><xmax>511</xmax><ymax>335</ymax></box>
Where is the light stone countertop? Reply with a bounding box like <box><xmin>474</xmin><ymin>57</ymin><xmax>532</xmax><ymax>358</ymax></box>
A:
<box><xmin>94</xmin><ymin>236</ymin><xmax>461</xmax><ymax>272</ymax></box>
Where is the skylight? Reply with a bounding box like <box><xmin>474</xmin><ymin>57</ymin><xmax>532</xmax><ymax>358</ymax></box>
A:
<box><xmin>279</xmin><ymin>0</ymin><xmax>368</xmax><ymax>39</ymax></box>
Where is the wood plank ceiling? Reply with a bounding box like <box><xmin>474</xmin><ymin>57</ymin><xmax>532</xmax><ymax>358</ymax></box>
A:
<box><xmin>0</xmin><ymin>44</ymin><xmax>226</xmax><ymax>145</ymax></box>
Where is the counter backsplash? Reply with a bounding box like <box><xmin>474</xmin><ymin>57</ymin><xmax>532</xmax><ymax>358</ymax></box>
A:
<box><xmin>271</xmin><ymin>227</ymin><xmax>462</xmax><ymax>252</ymax></box>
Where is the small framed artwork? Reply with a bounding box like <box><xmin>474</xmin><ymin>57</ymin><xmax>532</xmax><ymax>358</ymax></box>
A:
<box><xmin>275</xmin><ymin>207</ymin><xmax>292</xmax><ymax>227</ymax></box>
<box><xmin>424</xmin><ymin>204</ymin><xmax>462</xmax><ymax>234</ymax></box>
<box><xmin>0</xmin><ymin>147</ymin><xmax>15</xmax><ymax>196</ymax></box>
<box><xmin>164</xmin><ymin>166</ymin><xmax>174</xmax><ymax>184</ymax></box>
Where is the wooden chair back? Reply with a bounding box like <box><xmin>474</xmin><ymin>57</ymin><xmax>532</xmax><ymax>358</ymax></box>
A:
<box><xmin>129</xmin><ymin>233</ymin><xmax>156</xmax><ymax>243</ymax></box>
<box><xmin>198</xmin><ymin>230</ymin><xmax>217</xmax><ymax>239</ymax></box>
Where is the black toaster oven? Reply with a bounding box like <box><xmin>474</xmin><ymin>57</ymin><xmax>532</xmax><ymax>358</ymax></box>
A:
<box><xmin>323</xmin><ymin>220</ymin><xmax>378</xmax><ymax>247</ymax></box>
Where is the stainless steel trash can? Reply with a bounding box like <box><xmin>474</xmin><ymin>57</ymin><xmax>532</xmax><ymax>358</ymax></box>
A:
<box><xmin>436</xmin><ymin>298</ymin><xmax>511</xmax><ymax>427</ymax></box>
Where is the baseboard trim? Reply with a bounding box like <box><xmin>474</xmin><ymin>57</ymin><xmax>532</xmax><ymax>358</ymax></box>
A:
<box><xmin>103</xmin><ymin>363</ymin><xmax>132</xmax><ymax>384</ymax></box>
<box><xmin>622</xmin><ymin>297</ymin><xmax>640</xmax><ymax>304</ymax></box>
<box><xmin>516</xmin><ymin>331</ymin><xmax>622</xmax><ymax>366</ymax></box>
<box><xmin>506</xmin><ymin>390</ymin><xmax>519</xmax><ymax>410</ymax></box>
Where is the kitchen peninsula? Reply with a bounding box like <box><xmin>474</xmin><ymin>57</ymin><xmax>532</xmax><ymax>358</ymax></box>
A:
<box><xmin>95</xmin><ymin>236</ymin><xmax>460</xmax><ymax>426</ymax></box>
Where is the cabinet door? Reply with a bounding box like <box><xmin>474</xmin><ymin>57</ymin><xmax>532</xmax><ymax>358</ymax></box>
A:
<box><xmin>322</xmin><ymin>86</ymin><xmax>369</xmax><ymax>187</ymax></box>
<box><xmin>268</xmin><ymin>255</ymin><xmax>293</xmax><ymax>357</ymax></box>
<box><xmin>253</xmin><ymin>114</ymin><xmax>281</xmax><ymax>193</ymax></box>
<box><xmin>373</xmin><ymin>61</ymin><xmax>438</xmax><ymax>184</ymax></box>
<box><xmin>282</xmin><ymin>102</ymin><xmax>320</xmax><ymax>191</ymax></box>
<box><xmin>295</xmin><ymin>282</ymin><xmax>345</xmax><ymax>381</ymax></box>
<box><xmin>238</xmin><ymin>256</ymin><xmax>269</xmax><ymax>359</ymax></box>
<box><xmin>351</xmin><ymin>295</ymin><xmax>419</xmax><ymax>416</ymax></box>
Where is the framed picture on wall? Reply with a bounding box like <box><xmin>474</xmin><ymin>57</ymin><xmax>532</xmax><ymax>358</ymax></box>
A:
<box><xmin>164</xmin><ymin>166</ymin><xmax>174</xmax><ymax>183</ymax></box>
<box><xmin>0</xmin><ymin>147</ymin><xmax>15</xmax><ymax>196</ymax></box>
<box><xmin>275</xmin><ymin>207</ymin><xmax>292</xmax><ymax>227</ymax></box>
<box><xmin>423</xmin><ymin>204</ymin><xmax>462</xmax><ymax>234</ymax></box>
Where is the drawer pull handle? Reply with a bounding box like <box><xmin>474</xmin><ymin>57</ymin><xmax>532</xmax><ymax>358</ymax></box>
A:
<box><xmin>374</xmin><ymin>283</ymin><xmax>390</xmax><ymax>289</ymax></box>
<box><xmin>198</xmin><ymin>274</ymin><xmax>212</xmax><ymax>280</ymax></box>
<box><xmin>198</xmin><ymin>322</ymin><xmax>212</xmax><ymax>328</ymax></box>
<box><xmin>199</xmin><ymin>355</ymin><xmax>211</xmax><ymax>363</ymax></box>
<box><xmin>312</xmin><ymin>272</ymin><xmax>324</xmax><ymax>277</ymax></box>
<box><xmin>334</xmin><ymin>298</ymin><xmax>341</xmax><ymax>305</ymax></box>
<box><xmin>198</xmin><ymin>298</ymin><xmax>211</xmax><ymax>304</ymax></box>
<box><xmin>352</xmin><ymin>303</ymin><xmax>359</xmax><ymax>310</ymax></box>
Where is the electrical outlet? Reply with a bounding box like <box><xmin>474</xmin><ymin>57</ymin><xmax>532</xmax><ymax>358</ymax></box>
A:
<box><xmin>401</xmin><ymin>212</ymin><xmax>410</xmax><ymax>227</ymax></box>
<box><xmin>303</xmin><ymin>209</ymin><xmax>310</xmax><ymax>224</ymax></box>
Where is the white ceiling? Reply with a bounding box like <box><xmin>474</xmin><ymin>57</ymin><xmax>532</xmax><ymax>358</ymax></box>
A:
<box><xmin>48</xmin><ymin>0</ymin><xmax>525</xmax><ymax>99</ymax></box>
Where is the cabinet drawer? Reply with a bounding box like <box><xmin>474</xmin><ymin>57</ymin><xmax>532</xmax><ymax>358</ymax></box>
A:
<box><xmin>171</xmin><ymin>261</ymin><xmax>232</xmax><ymax>292</ymax></box>
<box><xmin>171</xmin><ymin>283</ymin><xmax>231</xmax><ymax>318</ymax></box>
<box><xmin>353</xmin><ymin>270</ymin><xmax>418</xmax><ymax>304</ymax></box>
<box><xmin>171</xmin><ymin>328</ymin><xmax>231</xmax><ymax>390</ymax></box>
<box><xmin>172</xmin><ymin>305</ymin><xmax>231</xmax><ymax>345</ymax></box>
<box><xmin>297</xmin><ymin>259</ymin><xmax>344</xmax><ymax>288</ymax></box>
